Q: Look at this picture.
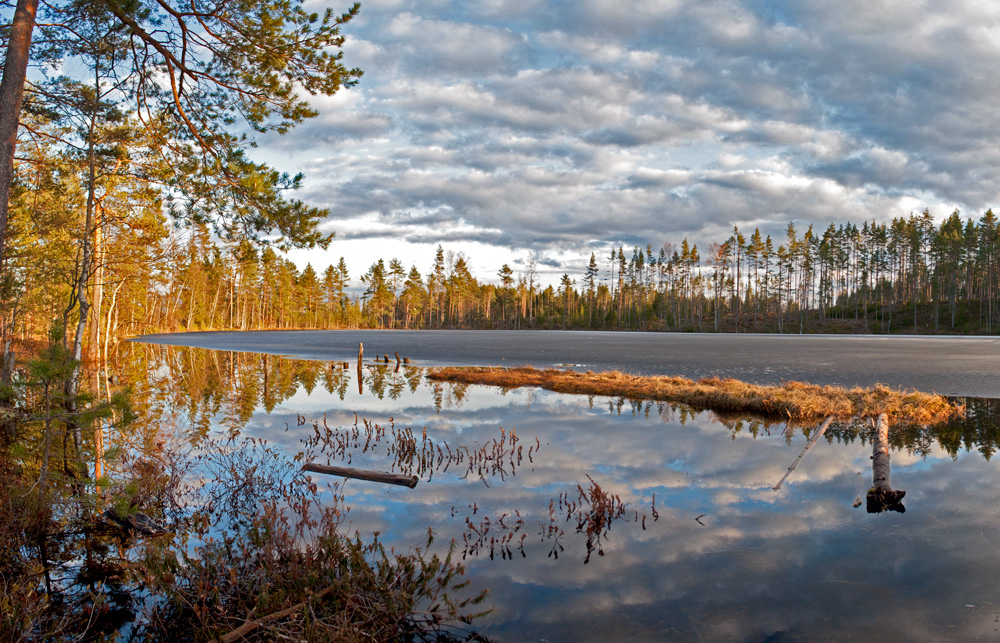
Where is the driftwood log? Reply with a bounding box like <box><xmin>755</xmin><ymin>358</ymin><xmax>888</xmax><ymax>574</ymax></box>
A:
<box><xmin>302</xmin><ymin>463</ymin><xmax>418</xmax><ymax>488</ymax></box>
<box><xmin>867</xmin><ymin>413</ymin><xmax>906</xmax><ymax>513</ymax></box>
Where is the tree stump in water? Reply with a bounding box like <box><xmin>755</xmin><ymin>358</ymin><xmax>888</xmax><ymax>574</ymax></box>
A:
<box><xmin>867</xmin><ymin>413</ymin><xmax>906</xmax><ymax>513</ymax></box>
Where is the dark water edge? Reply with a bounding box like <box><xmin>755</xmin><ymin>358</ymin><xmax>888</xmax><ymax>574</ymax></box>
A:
<box><xmin>113</xmin><ymin>341</ymin><xmax>1000</xmax><ymax>642</ymax></box>
<box><xmin>136</xmin><ymin>329</ymin><xmax>1000</xmax><ymax>397</ymax></box>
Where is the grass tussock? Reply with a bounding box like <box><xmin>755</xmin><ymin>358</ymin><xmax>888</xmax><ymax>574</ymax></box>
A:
<box><xmin>427</xmin><ymin>366</ymin><xmax>961</xmax><ymax>426</ymax></box>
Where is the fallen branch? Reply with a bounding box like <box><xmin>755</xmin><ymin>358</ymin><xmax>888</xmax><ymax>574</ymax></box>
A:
<box><xmin>772</xmin><ymin>416</ymin><xmax>834</xmax><ymax>490</ymax></box>
<box><xmin>302</xmin><ymin>462</ymin><xmax>419</xmax><ymax>488</ymax></box>
<box><xmin>221</xmin><ymin>583</ymin><xmax>338</xmax><ymax>643</ymax></box>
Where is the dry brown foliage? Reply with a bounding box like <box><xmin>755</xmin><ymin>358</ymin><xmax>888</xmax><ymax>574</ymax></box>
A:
<box><xmin>426</xmin><ymin>366</ymin><xmax>961</xmax><ymax>425</ymax></box>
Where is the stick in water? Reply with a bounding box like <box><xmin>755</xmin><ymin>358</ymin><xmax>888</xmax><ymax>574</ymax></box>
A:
<box><xmin>773</xmin><ymin>416</ymin><xmax>834</xmax><ymax>491</ymax></box>
<box><xmin>302</xmin><ymin>462</ymin><xmax>419</xmax><ymax>488</ymax></box>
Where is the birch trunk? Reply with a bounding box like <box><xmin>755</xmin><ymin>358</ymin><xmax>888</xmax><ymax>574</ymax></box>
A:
<box><xmin>866</xmin><ymin>413</ymin><xmax>906</xmax><ymax>513</ymax></box>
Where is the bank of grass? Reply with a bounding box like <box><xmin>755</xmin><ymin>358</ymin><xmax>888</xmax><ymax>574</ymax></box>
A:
<box><xmin>427</xmin><ymin>366</ymin><xmax>961</xmax><ymax>426</ymax></box>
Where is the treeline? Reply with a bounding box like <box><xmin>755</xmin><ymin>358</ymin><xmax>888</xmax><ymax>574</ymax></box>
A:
<box><xmin>10</xmin><ymin>208</ymin><xmax>1000</xmax><ymax>358</ymax></box>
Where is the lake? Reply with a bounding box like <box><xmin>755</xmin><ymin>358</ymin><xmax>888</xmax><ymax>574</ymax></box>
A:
<box><xmin>130</xmin><ymin>332</ymin><xmax>1000</xmax><ymax>641</ymax></box>
<box><xmin>139</xmin><ymin>329</ymin><xmax>1000</xmax><ymax>397</ymax></box>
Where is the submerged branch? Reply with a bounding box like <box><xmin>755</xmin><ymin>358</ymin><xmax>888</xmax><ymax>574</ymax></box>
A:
<box><xmin>427</xmin><ymin>366</ymin><xmax>962</xmax><ymax>426</ymax></box>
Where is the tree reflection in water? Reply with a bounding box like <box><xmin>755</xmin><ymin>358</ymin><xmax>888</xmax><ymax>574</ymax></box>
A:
<box><xmin>104</xmin><ymin>341</ymin><xmax>1000</xmax><ymax>640</ymax></box>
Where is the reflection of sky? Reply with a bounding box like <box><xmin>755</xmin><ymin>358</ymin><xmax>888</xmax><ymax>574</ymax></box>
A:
<box><xmin>189</xmin><ymin>362</ymin><xmax>1000</xmax><ymax>642</ymax></box>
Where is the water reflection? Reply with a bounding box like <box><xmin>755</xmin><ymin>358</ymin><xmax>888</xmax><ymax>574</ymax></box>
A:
<box><xmin>122</xmin><ymin>342</ymin><xmax>1000</xmax><ymax>641</ymax></box>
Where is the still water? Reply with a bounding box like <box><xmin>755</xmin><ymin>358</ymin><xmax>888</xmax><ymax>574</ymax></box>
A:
<box><xmin>132</xmin><ymin>342</ymin><xmax>1000</xmax><ymax>641</ymax></box>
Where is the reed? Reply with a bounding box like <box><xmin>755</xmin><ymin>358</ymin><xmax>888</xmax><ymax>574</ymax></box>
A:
<box><xmin>426</xmin><ymin>366</ymin><xmax>962</xmax><ymax>425</ymax></box>
<box><xmin>300</xmin><ymin>415</ymin><xmax>538</xmax><ymax>485</ymax></box>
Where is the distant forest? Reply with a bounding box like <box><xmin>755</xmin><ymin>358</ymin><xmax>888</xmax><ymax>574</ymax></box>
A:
<box><xmin>9</xmin><ymin>202</ymin><xmax>1000</xmax><ymax>359</ymax></box>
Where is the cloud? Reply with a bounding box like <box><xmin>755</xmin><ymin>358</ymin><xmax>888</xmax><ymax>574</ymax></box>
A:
<box><xmin>260</xmin><ymin>0</ymin><xmax>1000</xmax><ymax>282</ymax></box>
<box><xmin>382</xmin><ymin>13</ymin><xmax>530</xmax><ymax>76</ymax></box>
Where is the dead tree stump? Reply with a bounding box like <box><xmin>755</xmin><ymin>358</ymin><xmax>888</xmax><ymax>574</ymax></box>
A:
<box><xmin>867</xmin><ymin>413</ymin><xmax>906</xmax><ymax>513</ymax></box>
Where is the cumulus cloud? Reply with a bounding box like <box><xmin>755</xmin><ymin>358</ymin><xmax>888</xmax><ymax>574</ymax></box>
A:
<box><xmin>260</xmin><ymin>0</ymin><xmax>1000</xmax><ymax>281</ymax></box>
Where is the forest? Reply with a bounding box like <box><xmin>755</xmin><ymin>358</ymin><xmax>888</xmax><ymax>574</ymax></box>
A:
<box><xmin>2</xmin><ymin>0</ymin><xmax>1000</xmax><ymax>637</ymax></box>
<box><xmin>2</xmin><ymin>0</ymin><xmax>1000</xmax><ymax>366</ymax></box>
<box><xmin>9</xmin><ymin>202</ymin><xmax>1000</xmax><ymax>366</ymax></box>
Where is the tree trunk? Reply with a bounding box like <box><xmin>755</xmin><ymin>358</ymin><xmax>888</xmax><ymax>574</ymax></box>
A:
<box><xmin>0</xmin><ymin>0</ymin><xmax>39</xmax><ymax>276</ymax></box>
<box><xmin>0</xmin><ymin>0</ymin><xmax>39</xmax><ymax>386</ymax></box>
<box><xmin>867</xmin><ymin>413</ymin><xmax>905</xmax><ymax>513</ymax></box>
<box><xmin>63</xmin><ymin>71</ymin><xmax>102</xmax><ymax>475</ymax></box>
<box><xmin>91</xmin><ymin>224</ymin><xmax>104</xmax><ymax>339</ymax></box>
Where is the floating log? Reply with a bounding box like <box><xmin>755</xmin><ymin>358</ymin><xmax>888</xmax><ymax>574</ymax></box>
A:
<box><xmin>773</xmin><ymin>416</ymin><xmax>833</xmax><ymax>490</ymax></box>
<box><xmin>867</xmin><ymin>413</ymin><xmax>905</xmax><ymax>513</ymax></box>
<box><xmin>302</xmin><ymin>463</ymin><xmax>418</xmax><ymax>488</ymax></box>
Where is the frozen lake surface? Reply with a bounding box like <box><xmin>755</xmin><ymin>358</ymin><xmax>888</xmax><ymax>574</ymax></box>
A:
<box><xmin>137</xmin><ymin>329</ymin><xmax>1000</xmax><ymax>397</ymax></box>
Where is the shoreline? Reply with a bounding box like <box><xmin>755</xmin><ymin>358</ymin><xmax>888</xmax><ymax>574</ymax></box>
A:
<box><xmin>131</xmin><ymin>329</ymin><xmax>1000</xmax><ymax>398</ymax></box>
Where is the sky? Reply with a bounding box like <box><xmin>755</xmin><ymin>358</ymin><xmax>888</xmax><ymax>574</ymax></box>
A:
<box><xmin>260</xmin><ymin>0</ymin><xmax>1000</xmax><ymax>286</ymax></box>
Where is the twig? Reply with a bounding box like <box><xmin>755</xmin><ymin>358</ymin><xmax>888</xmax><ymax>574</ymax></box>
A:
<box><xmin>221</xmin><ymin>583</ymin><xmax>338</xmax><ymax>643</ymax></box>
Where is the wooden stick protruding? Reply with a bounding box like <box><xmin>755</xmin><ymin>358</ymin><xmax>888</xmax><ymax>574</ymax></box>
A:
<box><xmin>773</xmin><ymin>416</ymin><xmax>834</xmax><ymax>491</ymax></box>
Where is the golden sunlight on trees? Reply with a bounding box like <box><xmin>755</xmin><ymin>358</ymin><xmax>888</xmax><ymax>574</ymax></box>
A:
<box><xmin>0</xmin><ymin>0</ymin><xmax>362</xmax><ymax>382</ymax></box>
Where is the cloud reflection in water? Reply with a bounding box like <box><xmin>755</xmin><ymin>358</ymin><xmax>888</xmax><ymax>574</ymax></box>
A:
<box><xmin>146</xmin><ymin>347</ymin><xmax>1000</xmax><ymax>642</ymax></box>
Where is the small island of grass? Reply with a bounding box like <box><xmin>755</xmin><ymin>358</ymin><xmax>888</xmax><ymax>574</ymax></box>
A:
<box><xmin>427</xmin><ymin>366</ymin><xmax>962</xmax><ymax>426</ymax></box>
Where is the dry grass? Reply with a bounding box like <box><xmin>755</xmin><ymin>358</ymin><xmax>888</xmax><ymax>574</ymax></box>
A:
<box><xmin>426</xmin><ymin>366</ymin><xmax>961</xmax><ymax>426</ymax></box>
